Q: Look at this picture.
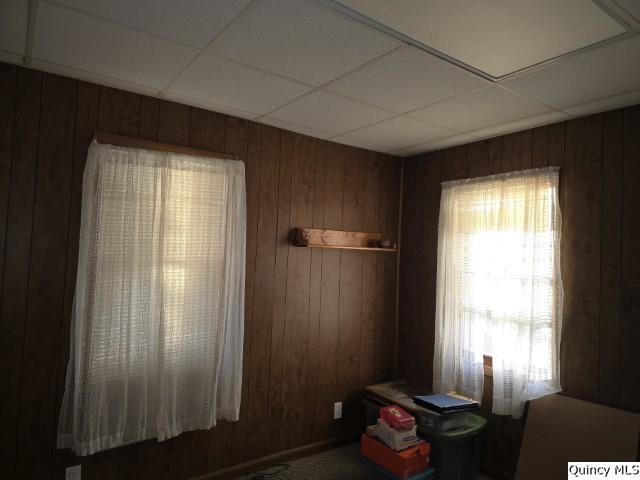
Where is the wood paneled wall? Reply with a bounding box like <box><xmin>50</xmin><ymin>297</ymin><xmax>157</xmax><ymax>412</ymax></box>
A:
<box><xmin>398</xmin><ymin>105</ymin><xmax>640</xmax><ymax>479</ymax></box>
<box><xmin>0</xmin><ymin>63</ymin><xmax>401</xmax><ymax>480</ymax></box>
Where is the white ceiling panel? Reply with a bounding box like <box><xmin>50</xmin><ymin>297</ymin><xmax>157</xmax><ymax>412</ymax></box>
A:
<box><xmin>504</xmin><ymin>36</ymin><xmax>640</xmax><ymax>109</ymax></box>
<box><xmin>562</xmin><ymin>89</ymin><xmax>640</xmax><ymax>117</ymax></box>
<box><xmin>30</xmin><ymin>58</ymin><xmax>161</xmax><ymax>96</ymax></box>
<box><xmin>167</xmin><ymin>53</ymin><xmax>312</xmax><ymax>116</ymax></box>
<box><xmin>267</xmin><ymin>90</ymin><xmax>394</xmax><ymax>135</ymax></box>
<box><xmin>0</xmin><ymin>0</ymin><xmax>28</xmax><ymax>56</ymax></box>
<box><xmin>33</xmin><ymin>2</ymin><xmax>198</xmax><ymax>90</ymax></box>
<box><xmin>468</xmin><ymin>111</ymin><xmax>570</xmax><ymax>141</ymax></box>
<box><xmin>614</xmin><ymin>0</ymin><xmax>640</xmax><ymax>23</ymax></box>
<box><xmin>325</xmin><ymin>46</ymin><xmax>487</xmax><ymax>113</ymax></box>
<box><xmin>208</xmin><ymin>0</ymin><xmax>400</xmax><ymax>86</ymax></box>
<box><xmin>333</xmin><ymin>0</ymin><xmax>626</xmax><ymax>78</ymax></box>
<box><xmin>345</xmin><ymin>115</ymin><xmax>455</xmax><ymax>150</ymax></box>
<box><xmin>330</xmin><ymin>135</ymin><xmax>396</xmax><ymax>154</ymax></box>
<box><xmin>258</xmin><ymin>117</ymin><xmax>334</xmax><ymax>140</ymax></box>
<box><xmin>51</xmin><ymin>0</ymin><xmax>251</xmax><ymax>48</ymax></box>
<box><xmin>160</xmin><ymin>91</ymin><xmax>260</xmax><ymax>120</ymax></box>
<box><xmin>395</xmin><ymin>133</ymin><xmax>475</xmax><ymax>156</ymax></box>
<box><xmin>408</xmin><ymin>86</ymin><xmax>550</xmax><ymax>133</ymax></box>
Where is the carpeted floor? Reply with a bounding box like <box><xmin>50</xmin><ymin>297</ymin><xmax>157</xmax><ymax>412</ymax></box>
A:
<box><xmin>237</xmin><ymin>442</ymin><xmax>492</xmax><ymax>479</ymax></box>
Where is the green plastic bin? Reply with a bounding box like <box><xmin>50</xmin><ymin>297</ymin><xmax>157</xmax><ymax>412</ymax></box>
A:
<box><xmin>418</xmin><ymin>414</ymin><xmax>486</xmax><ymax>480</ymax></box>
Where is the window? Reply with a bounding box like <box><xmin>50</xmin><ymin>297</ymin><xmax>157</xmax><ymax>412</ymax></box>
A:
<box><xmin>433</xmin><ymin>167</ymin><xmax>562</xmax><ymax>418</ymax></box>
<box><xmin>57</xmin><ymin>141</ymin><xmax>246</xmax><ymax>455</ymax></box>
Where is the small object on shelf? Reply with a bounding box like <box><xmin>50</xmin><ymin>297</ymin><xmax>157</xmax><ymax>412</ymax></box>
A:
<box><xmin>379</xmin><ymin>237</ymin><xmax>393</xmax><ymax>249</ymax></box>
<box><xmin>290</xmin><ymin>228</ymin><xmax>396</xmax><ymax>252</ymax></box>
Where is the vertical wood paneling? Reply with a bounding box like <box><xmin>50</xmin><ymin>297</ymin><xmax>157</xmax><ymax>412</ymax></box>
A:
<box><xmin>621</xmin><ymin>105</ymin><xmax>640</xmax><ymax>411</ymax></box>
<box><xmin>17</xmin><ymin>74</ymin><xmax>77</xmax><ymax>480</ymax></box>
<box><xmin>336</xmin><ymin>147</ymin><xmax>366</xmax><ymax>430</ymax></box>
<box><xmin>303</xmin><ymin>140</ymin><xmax>327</xmax><ymax>445</ymax></box>
<box><xmin>399</xmin><ymin>109</ymin><xmax>640</xmax><ymax>479</ymax></box>
<box><xmin>531</xmin><ymin>126</ymin><xmax>549</xmax><ymax>168</ymax></box>
<box><xmin>0</xmin><ymin>63</ymin><xmax>27</xmax><ymax>480</ymax></box>
<box><xmin>266</xmin><ymin>129</ymin><xmax>294</xmax><ymax>453</ymax></box>
<box><xmin>97</xmin><ymin>87</ymin><xmax>140</xmax><ymax>135</ymax></box>
<box><xmin>360</xmin><ymin>151</ymin><xmax>381</xmax><ymax>388</ymax></box>
<box><xmin>188</xmin><ymin>108</ymin><xmax>226</xmax><ymax>153</ymax></box>
<box><xmin>53</xmin><ymin>81</ymin><xmax>100</xmax><ymax>480</ymax></box>
<box><xmin>313</xmin><ymin>142</ymin><xmax>345</xmax><ymax>441</ymax></box>
<box><xmin>561</xmin><ymin>115</ymin><xmax>602</xmax><ymax>402</ymax></box>
<box><xmin>397</xmin><ymin>156</ymin><xmax>425</xmax><ymax>383</ymax></box>
<box><xmin>284</xmin><ymin>134</ymin><xmax>315</xmax><ymax>448</ymax></box>
<box><xmin>246</xmin><ymin>124</ymin><xmax>280</xmax><ymax>460</ymax></box>
<box><xmin>1</xmin><ymin>64</ymin><xmax>401</xmax><ymax>480</ymax></box>
<box><xmin>158</xmin><ymin>101</ymin><xmax>190</xmax><ymax>147</ymax></box>
<box><xmin>599</xmin><ymin>110</ymin><xmax>623</xmax><ymax>407</ymax></box>
<box><xmin>382</xmin><ymin>158</ymin><xmax>401</xmax><ymax>380</ymax></box>
<box><xmin>502</xmin><ymin>130</ymin><xmax>532</xmax><ymax>172</ymax></box>
<box><xmin>467</xmin><ymin>140</ymin><xmax>490</xmax><ymax>178</ymax></box>
<box><xmin>489</xmin><ymin>137</ymin><xmax>503</xmax><ymax>173</ymax></box>
<box><xmin>0</xmin><ymin>64</ymin><xmax>17</xmax><ymax>298</ymax></box>
<box><xmin>217</xmin><ymin>116</ymin><xmax>251</xmax><ymax>469</ymax></box>
<box><xmin>139</xmin><ymin>97</ymin><xmax>159</xmax><ymax>141</ymax></box>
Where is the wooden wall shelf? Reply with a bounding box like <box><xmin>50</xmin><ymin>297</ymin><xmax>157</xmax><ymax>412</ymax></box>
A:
<box><xmin>290</xmin><ymin>228</ymin><xmax>397</xmax><ymax>252</ymax></box>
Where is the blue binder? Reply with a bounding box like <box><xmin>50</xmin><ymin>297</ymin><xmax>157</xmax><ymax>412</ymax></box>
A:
<box><xmin>413</xmin><ymin>393</ymin><xmax>479</xmax><ymax>413</ymax></box>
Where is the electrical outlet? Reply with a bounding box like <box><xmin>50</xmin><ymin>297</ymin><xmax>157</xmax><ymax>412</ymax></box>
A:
<box><xmin>333</xmin><ymin>401</ymin><xmax>342</xmax><ymax>420</ymax></box>
<box><xmin>65</xmin><ymin>465</ymin><xmax>81</xmax><ymax>480</ymax></box>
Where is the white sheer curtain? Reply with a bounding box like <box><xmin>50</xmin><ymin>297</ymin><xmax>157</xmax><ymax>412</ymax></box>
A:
<box><xmin>433</xmin><ymin>167</ymin><xmax>562</xmax><ymax>418</ymax></box>
<box><xmin>58</xmin><ymin>141</ymin><xmax>246</xmax><ymax>455</ymax></box>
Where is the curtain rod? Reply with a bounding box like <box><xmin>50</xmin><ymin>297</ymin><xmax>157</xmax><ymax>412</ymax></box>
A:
<box><xmin>93</xmin><ymin>131</ymin><xmax>240</xmax><ymax>161</ymax></box>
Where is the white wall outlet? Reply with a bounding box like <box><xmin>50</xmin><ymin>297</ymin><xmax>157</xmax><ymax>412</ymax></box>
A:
<box><xmin>65</xmin><ymin>465</ymin><xmax>81</xmax><ymax>480</ymax></box>
<box><xmin>333</xmin><ymin>401</ymin><xmax>342</xmax><ymax>420</ymax></box>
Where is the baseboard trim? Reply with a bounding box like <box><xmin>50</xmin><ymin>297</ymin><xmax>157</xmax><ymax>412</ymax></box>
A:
<box><xmin>192</xmin><ymin>431</ymin><xmax>360</xmax><ymax>480</ymax></box>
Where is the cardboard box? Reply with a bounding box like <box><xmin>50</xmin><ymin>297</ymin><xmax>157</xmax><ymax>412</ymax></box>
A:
<box><xmin>361</xmin><ymin>433</ymin><xmax>430</xmax><ymax>479</ymax></box>
<box><xmin>376</xmin><ymin>419</ymin><xmax>419</xmax><ymax>451</ymax></box>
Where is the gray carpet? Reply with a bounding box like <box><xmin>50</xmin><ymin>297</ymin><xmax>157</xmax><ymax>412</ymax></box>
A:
<box><xmin>236</xmin><ymin>442</ymin><xmax>493</xmax><ymax>480</ymax></box>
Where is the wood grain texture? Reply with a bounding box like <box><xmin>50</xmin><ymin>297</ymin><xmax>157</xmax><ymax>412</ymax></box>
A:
<box><xmin>0</xmin><ymin>64</ymin><xmax>401</xmax><ymax>480</ymax></box>
<box><xmin>561</xmin><ymin>115</ymin><xmax>602</xmax><ymax>402</ymax></box>
<box><xmin>0</xmin><ymin>62</ymin><xmax>25</xmax><ymax>480</ymax></box>
<box><xmin>621</xmin><ymin>105</ymin><xmax>640</xmax><ymax>412</ymax></box>
<box><xmin>17</xmin><ymin>73</ymin><xmax>77</xmax><ymax>479</ymax></box>
<box><xmin>399</xmin><ymin>109</ymin><xmax>640</xmax><ymax>479</ymax></box>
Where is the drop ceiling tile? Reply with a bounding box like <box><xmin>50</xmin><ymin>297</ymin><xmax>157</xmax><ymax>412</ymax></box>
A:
<box><xmin>346</xmin><ymin>115</ymin><xmax>455</xmax><ymax>150</ymax></box>
<box><xmin>30</xmin><ymin>59</ymin><xmax>161</xmax><ymax>96</ymax></box>
<box><xmin>325</xmin><ymin>46</ymin><xmax>487</xmax><ymax>113</ymax></box>
<box><xmin>468</xmin><ymin>111</ymin><xmax>570</xmax><ymax>140</ymax></box>
<box><xmin>167</xmin><ymin>53</ymin><xmax>312</xmax><ymax>116</ymax></box>
<box><xmin>330</xmin><ymin>135</ymin><xmax>396</xmax><ymax>154</ymax></box>
<box><xmin>268</xmin><ymin>90</ymin><xmax>394</xmax><ymax>135</ymax></box>
<box><xmin>408</xmin><ymin>86</ymin><xmax>550</xmax><ymax>133</ymax></box>
<box><xmin>395</xmin><ymin>133</ymin><xmax>476</xmax><ymax>156</ymax></box>
<box><xmin>504</xmin><ymin>36</ymin><xmax>640</xmax><ymax>108</ymax></box>
<box><xmin>258</xmin><ymin>117</ymin><xmax>333</xmax><ymax>140</ymax></box>
<box><xmin>52</xmin><ymin>0</ymin><xmax>251</xmax><ymax>48</ymax></box>
<box><xmin>160</xmin><ymin>91</ymin><xmax>260</xmax><ymax>120</ymax></box>
<box><xmin>614</xmin><ymin>0</ymin><xmax>640</xmax><ymax>23</ymax></box>
<box><xmin>562</xmin><ymin>90</ymin><xmax>640</xmax><ymax>117</ymax></box>
<box><xmin>0</xmin><ymin>0</ymin><xmax>28</xmax><ymax>55</ymax></box>
<box><xmin>334</xmin><ymin>0</ymin><xmax>626</xmax><ymax>78</ymax></box>
<box><xmin>208</xmin><ymin>0</ymin><xmax>400</xmax><ymax>86</ymax></box>
<box><xmin>32</xmin><ymin>2</ymin><xmax>198</xmax><ymax>91</ymax></box>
